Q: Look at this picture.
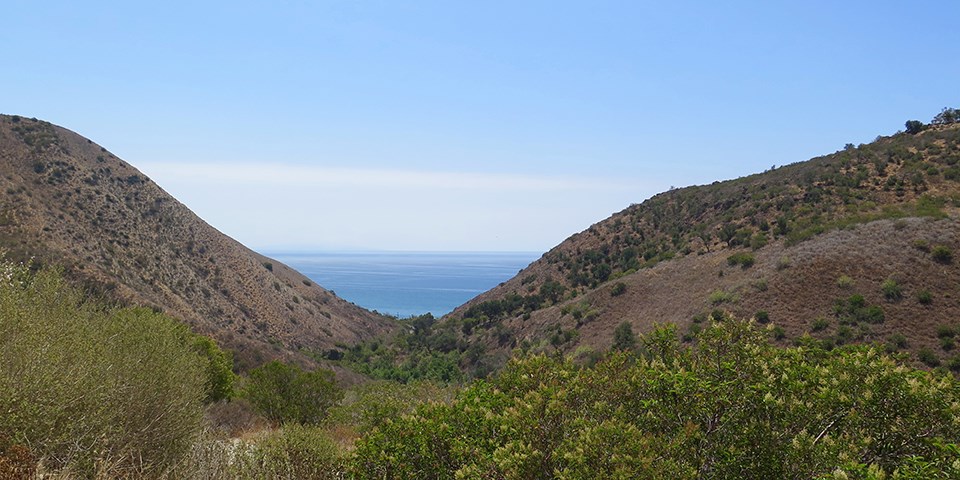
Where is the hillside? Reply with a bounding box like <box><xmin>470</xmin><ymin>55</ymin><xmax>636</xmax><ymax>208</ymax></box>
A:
<box><xmin>437</xmin><ymin>121</ymin><xmax>960</xmax><ymax>372</ymax></box>
<box><xmin>0</xmin><ymin>114</ymin><xmax>396</xmax><ymax>370</ymax></box>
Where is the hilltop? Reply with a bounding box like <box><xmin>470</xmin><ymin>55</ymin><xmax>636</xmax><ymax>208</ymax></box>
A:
<box><xmin>420</xmin><ymin>118</ymin><xmax>960</xmax><ymax>373</ymax></box>
<box><xmin>0</xmin><ymin>115</ymin><xmax>396</xmax><ymax>370</ymax></box>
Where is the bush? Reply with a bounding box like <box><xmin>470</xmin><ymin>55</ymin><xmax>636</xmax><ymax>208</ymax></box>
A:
<box><xmin>0</xmin><ymin>262</ymin><xmax>206</xmax><ymax>476</ymax></box>
<box><xmin>610</xmin><ymin>282</ymin><xmax>627</xmax><ymax>297</ymax></box>
<box><xmin>174</xmin><ymin>424</ymin><xmax>346</xmax><ymax>479</ymax></box>
<box><xmin>239</xmin><ymin>424</ymin><xmax>345</xmax><ymax>478</ymax></box>
<box><xmin>932</xmin><ymin>107</ymin><xmax>959</xmax><ymax>125</ymax></box>
<box><xmin>192</xmin><ymin>335</ymin><xmax>236</xmax><ymax>403</ymax></box>
<box><xmin>836</xmin><ymin>275</ymin><xmax>854</xmax><ymax>289</ymax></box>
<box><xmin>776</xmin><ymin>256</ymin><xmax>791</xmax><ymax>270</ymax></box>
<box><xmin>881</xmin><ymin>278</ymin><xmax>902</xmax><ymax>301</ymax></box>
<box><xmin>932</xmin><ymin>245</ymin><xmax>953</xmax><ymax>264</ymax></box>
<box><xmin>611</xmin><ymin>321</ymin><xmax>637</xmax><ymax>351</ymax></box>
<box><xmin>352</xmin><ymin>319</ymin><xmax>960</xmax><ymax>479</ymax></box>
<box><xmin>917</xmin><ymin>348</ymin><xmax>940</xmax><ymax>367</ymax></box>
<box><xmin>811</xmin><ymin>317</ymin><xmax>829</xmax><ymax>332</ymax></box>
<box><xmin>327</xmin><ymin>381</ymin><xmax>453</xmax><ymax>435</ymax></box>
<box><xmin>244</xmin><ymin>361</ymin><xmax>343</xmax><ymax>425</ymax></box>
<box><xmin>917</xmin><ymin>289</ymin><xmax>933</xmax><ymax>305</ymax></box>
<box><xmin>948</xmin><ymin>355</ymin><xmax>960</xmax><ymax>372</ymax></box>
<box><xmin>887</xmin><ymin>334</ymin><xmax>908</xmax><ymax>351</ymax></box>
<box><xmin>936</xmin><ymin>324</ymin><xmax>957</xmax><ymax>339</ymax></box>
<box><xmin>726</xmin><ymin>252</ymin><xmax>755</xmax><ymax>268</ymax></box>
<box><xmin>770</xmin><ymin>325</ymin><xmax>786</xmax><ymax>340</ymax></box>
<box><xmin>905</xmin><ymin>120</ymin><xmax>925</xmax><ymax>134</ymax></box>
<box><xmin>709</xmin><ymin>290</ymin><xmax>738</xmax><ymax>305</ymax></box>
<box><xmin>755</xmin><ymin>311</ymin><xmax>770</xmax><ymax>324</ymax></box>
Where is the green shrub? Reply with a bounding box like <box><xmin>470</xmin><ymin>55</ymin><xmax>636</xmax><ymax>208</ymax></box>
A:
<box><xmin>948</xmin><ymin>355</ymin><xmax>960</xmax><ymax>372</ymax></box>
<box><xmin>917</xmin><ymin>289</ymin><xmax>933</xmax><ymax>305</ymax></box>
<box><xmin>754</xmin><ymin>311</ymin><xmax>770</xmax><ymax>324</ymax></box>
<box><xmin>612</xmin><ymin>321</ymin><xmax>637</xmax><ymax>351</ymax></box>
<box><xmin>770</xmin><ymin>325</ymin><xmax>786</xmax><ymax>340</ymax></box>
<box><xmin>191</xmin><ymin>335</ymin><xmax>236</xmax><ymax>403</ymax></box>
<box><xmin>351</xmin><ymin>319</ymin><xmax>960</xmax><ymax>479</ymax></box>
<box><xmin>240</xmin><ymin>424</ymin><xmax>345</xmax><ymax>478</ymax></box>
<box><xmin>836</xmin><ymin>275</ymin><xmax>854</xmax><ymax>289</ymax></box>
<box><xmin>327</xmin><ymin>381</ymin><xmax>453</xmax><ymax>435</ymax></box>
<box><xmin>709</xmin><ymin>289</ymin><xmax>738</xmax><ymax>305</ymax></box>
<box><xmin>882</xmin><ymin>278</ymin><xmax>903</xmax><ymax>300</ymax></box>
<box><xmin>887</xmin><ymin>333</ymin><xmax>908</xmax><ymax>351</ymax></box>
<box><xmin>244</xmin><ymin>361</ymin><xmax>343</xmax><ymax>425</ymax></box>
<box><xmin>727</xmin><ymin>252</ymin><xmax>755</xmax><ymax>268</ymax></box>
<box><xmin>936</xmin><ymin>324</ymin><xmax>957</xmax><ymax>339</ymax></box>
<box><xmin>776</xmin><ymin>256</ymin><xmax>791</xmax><ymax>270</ymax></box>
<box><xmin>932</xmin><ymin>245</ymin><xmax>953</xmax><ymax>264</ymax></box>
<box><xmin>905</xmin><ymin>120</ymin><xmax>925</xmax><ymax>134</ymax></box>
<box><xmin>811</xmin><ymin>317</ymin><xmax>830</xmax><ymax>332</ymax></box>
<box><xmin>610</xmin><ymin>282</ymin><xmax>627</xmax><ymax>297</ymax></box>
<box><xmin>175</xmin><ymin>424</ymin><xmax>346</xmax><ymax>479</ymax></box>
<box><xmin>917</xmin><ymin>348</ymin><xmax>940</xmax><ymax>367</ymax></box>
<box><xmin>0</xmin><ymin>262</ymin><xmax>206</xmax><ymax>476</ymax></box>
<box><xmin>859</xmin><ymin>305</ymin><xmax>886</xmax><ymax>324</ymax></box>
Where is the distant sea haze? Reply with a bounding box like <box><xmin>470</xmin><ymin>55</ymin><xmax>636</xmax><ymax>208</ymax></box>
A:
<box><xmin>266</xmin><ymin>251</ymin><xmax>541</xmax><ymax>318</ymax></box>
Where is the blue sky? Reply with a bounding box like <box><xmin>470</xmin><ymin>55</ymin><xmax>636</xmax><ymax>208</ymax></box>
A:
<box><xmin>2</xmin><ymin>1</ymin><xmax>958</xmax><ymax>251</ymax></box>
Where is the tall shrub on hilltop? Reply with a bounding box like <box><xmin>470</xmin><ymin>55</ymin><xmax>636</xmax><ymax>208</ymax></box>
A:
<box><xmin>352</xmin><ymin>319</ymin><xmax>960</xmax><ymax>479</ymax></box>
<box><xmin>0</xmin><ymin>261</ymin><xmax>207</xmax><ymax>477</ymax></box>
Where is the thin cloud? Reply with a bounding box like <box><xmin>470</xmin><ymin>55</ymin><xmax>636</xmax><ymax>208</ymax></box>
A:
<box><xmin>137</xmin><ymin>162</ymin><xmax>635</xmax><ymax>192</ymax></box>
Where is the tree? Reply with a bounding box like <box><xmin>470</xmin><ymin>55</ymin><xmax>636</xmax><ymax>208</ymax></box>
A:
<box><xmin>612</xmin><ymin>321</ymin><xmax>637</xmax><ymax>351</ymax></box>
<box><xmin>905</xmin><ymin>120</ymin><xmax>925</xmax><ymax>134</ymax></box>
<box><xmin>244</xmin><ymin>361</ymin><xmax>343</xmax><ymax>425</ymax></box>
<box><xmin>932</xmin><ymin>107</ymin><xmax>959</xmax><ymax>125</ymax></box>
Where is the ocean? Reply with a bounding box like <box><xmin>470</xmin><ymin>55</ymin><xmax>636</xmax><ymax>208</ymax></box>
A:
<box><xmin>265</xmin><ymin>251</ymin><xmax>541</xmax><ymax>318</ymax></box>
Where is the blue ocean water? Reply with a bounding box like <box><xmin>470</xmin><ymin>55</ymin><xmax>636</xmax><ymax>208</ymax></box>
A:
<box><xmin>265</xmin><ymin>251</ymin><xmax>541</xmax><ymax>318</ymax></box>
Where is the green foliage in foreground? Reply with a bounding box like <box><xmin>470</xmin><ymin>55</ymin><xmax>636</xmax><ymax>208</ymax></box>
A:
<box><xmin>244</xmin><ymin>360</ymin><xmax>343</xmax><ymax>425</ymax></box>
<box><xmin>352</xmin><ymin>320</ymin><xmax>960</xmax><ymax>479</ymax></box>
<box><xmin>326</xmin><ymin>380</ymin><xmax>456</xmax><ymax>435</ymax></box>
<box><xmin>0</xmin><ymin>262</ymin><xmax>211</xmax><ymax>477</ymax></box>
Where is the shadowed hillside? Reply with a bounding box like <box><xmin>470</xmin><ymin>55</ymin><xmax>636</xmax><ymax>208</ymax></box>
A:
<box><xmin>438</xmin><ymin>120</ymin><xmax>960</xmax><ymax>373</ymax></box>
<box><xmin>0</xmin><ymin>114</ymin><xmax>397</xmax><ymax>370</ymax></box>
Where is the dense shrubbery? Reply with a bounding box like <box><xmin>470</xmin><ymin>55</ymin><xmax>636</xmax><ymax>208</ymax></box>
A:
<box><xmin>326</xmin><ymin>380</ymin><xmax>455</xmax><ymax>435</ymax></box>
<box><xmin>0</xmin><ymin>261</ymin><xmax>209</xmax><ymax>477</ymax></box>
<box><xmin>335</xmin><ymin>314</ymin><xmax>470</xmax><ymax>383</ymax></box>
<box><xmin>352</xmin><ymin>319</ymin><xmax>960</xmax><ymax>479</ymax></box>
<box><xmin>726</xmin><ymin>251</ymin><xmax>755</xmax><ymax>268</ymax></box>
<box><xmin>244</xmin><ymin>361</ymin><xmax>342</xmax><ymax>425</ymax></box>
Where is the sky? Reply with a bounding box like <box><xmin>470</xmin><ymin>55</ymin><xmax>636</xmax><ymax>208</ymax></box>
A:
<box><xmin>2</xmin><ymin>1</ymin><xmax>958</xmax><ymax>252</ymax></box>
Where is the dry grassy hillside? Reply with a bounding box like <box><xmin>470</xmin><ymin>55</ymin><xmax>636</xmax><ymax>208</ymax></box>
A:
<box><xmin>446</xmin><ymin>122</ymin><xmax>960</xmax><ymax>371</ymax></box>
<box><xmin>0</xmin><ymin>114</ymin><xmax>396</xmax><ymax>370</ymax></box>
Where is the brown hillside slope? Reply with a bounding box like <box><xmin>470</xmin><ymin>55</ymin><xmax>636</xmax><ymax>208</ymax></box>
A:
<box><xmin>447</xmin><ymin>123</ymin><xmax>960</xmax><ymax>371</ymax></box>
<box><xmin>0</xmin><ymin>115</ymin><xmax>396</xmax><ymax>369</ymax></box>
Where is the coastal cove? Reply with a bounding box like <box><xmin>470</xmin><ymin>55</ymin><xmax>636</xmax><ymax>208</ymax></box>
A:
<box><xmin>266</xmin><ymin>251</ymin><xmax>541</xmax><ymax>317</ymax></box>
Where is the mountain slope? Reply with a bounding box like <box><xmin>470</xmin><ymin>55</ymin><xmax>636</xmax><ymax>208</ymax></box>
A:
<box><xmin>0</xmin><ymin>115</ymin><xmax>396</xmax><ymax>369</ymax></box>
<box><xmin>445</xmin><ymin>122</ymin><xmax>960</xmax><ymax>371</ymax></box>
